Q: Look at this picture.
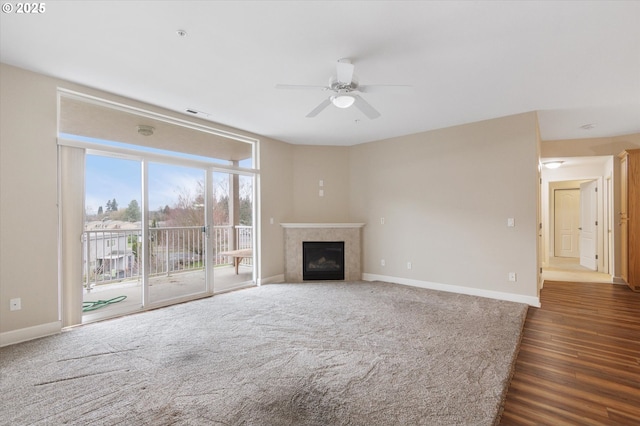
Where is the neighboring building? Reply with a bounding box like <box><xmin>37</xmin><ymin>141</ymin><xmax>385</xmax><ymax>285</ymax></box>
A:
<box><xmin>83</xmin><ymin>221</ymin><xmax>140</xmax><ymax>284</ymax></box>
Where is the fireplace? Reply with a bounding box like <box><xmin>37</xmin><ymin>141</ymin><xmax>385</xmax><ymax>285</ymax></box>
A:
<box><xmin>281</xmin><ymin>223</ymin><xmax>364</xmax><ymax>282</ymax></box>
<box><xmin>302</xmin><ymin>241</ymin><xmax>345</xmax><ymax>281</ymax></box>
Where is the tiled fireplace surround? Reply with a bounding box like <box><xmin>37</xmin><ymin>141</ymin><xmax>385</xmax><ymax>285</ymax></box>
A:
<box><xmin>281</xmin><ymin>223</ymin><xmax>365</xmax><ymax>282</ymax></box>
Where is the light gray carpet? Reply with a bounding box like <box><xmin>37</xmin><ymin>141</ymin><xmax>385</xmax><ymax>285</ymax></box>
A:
<box><xmin>0</xmin><ymin>281</ymin><xmax>527</xmax><ymax>425</ymax></box>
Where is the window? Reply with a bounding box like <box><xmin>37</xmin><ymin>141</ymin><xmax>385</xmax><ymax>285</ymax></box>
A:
<box><xmin>58</xmin><ymin>91</ymin><xmax>258</xmax><ymax>325</ymax></box>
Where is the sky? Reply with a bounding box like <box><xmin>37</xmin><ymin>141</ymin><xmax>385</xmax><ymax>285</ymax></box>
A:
<box><xmin>75</xmin><ymin>135</ymin><xmax>253</xmax><ymax>217</ymax></box>
<box><xmin>85</xmin><ymin>155</ymin><xmax>207</xmax><ymax>216</ymax></box>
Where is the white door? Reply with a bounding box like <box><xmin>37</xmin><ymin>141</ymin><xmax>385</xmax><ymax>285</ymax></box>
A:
<box><xmin>579</xmin><ymin>180</ymin><xmax>598</xmax><ymax>270</ymax></box>
<box><xmin>554</xmin><ymin>189</ymin><xmax>580</xmax><ymax>258</ymax></box>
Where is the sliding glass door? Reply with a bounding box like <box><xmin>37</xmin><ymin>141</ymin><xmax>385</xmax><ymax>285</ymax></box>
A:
<box><xmin>147</xmin><ymin>162</ymin><xmax>208</xmax><ymax>303</ymax></box>
<box><xmin>83</xmin><ymin>155</ymin><xmax>214</xmax><ymax>320</ymax></box>
<box><xmin>59</xmin><ymin>90</ymin><xmax>258</xmax><ymax>325</ymax></box>
<box><xmin>83</xmin><ymin>154</ymin><xmax>144</xmax><ymax>318</ymax></box>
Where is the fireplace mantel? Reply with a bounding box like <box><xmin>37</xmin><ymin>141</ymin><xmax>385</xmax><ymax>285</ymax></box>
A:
<box><xmin>280</xmin><ymin>223</ymin><xmax>365</xmax><ymax>229</ymax></box>
<box><xmin>281</xmin><ymin>223</ymin><xmax>364</xmax><ymax>282</ymax></box>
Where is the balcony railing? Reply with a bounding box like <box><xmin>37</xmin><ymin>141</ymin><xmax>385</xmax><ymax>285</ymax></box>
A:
<box><xmin>83</xmin><ymin>225</ymin><xmax>252</xmax><ymax>290</ymax></box>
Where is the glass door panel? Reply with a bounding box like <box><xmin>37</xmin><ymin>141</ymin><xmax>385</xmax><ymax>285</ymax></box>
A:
<box><xmin>212</xmin><ymin>171</ymin><xmax>254</xmax><ymax>292</ymax></box>
<box><xmin>148</xmin><ymin>162</ymin><xmax>208</xmax><ymax>303</ymax></box>
<box><xmin>83</xmin><ymin>154</ymin><xmax>142</xmax><ymax>319</ymax></box>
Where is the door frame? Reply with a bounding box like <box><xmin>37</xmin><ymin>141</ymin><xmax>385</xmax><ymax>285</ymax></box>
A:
<box><xmin>544</xmin><ymin>176</ymin><xmax>609</xmax><ymax>274</ymax></box>
<box><xmin>57</xmin><ymin>90</ymin><xmax>259</xmax><ymax>326</ymax></box>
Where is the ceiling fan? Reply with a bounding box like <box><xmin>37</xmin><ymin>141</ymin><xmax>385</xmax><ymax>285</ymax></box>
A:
<box><xmin>276</xmin><ymin>58</ymin><xmax>410</xmax><ymax>119</ymax></box>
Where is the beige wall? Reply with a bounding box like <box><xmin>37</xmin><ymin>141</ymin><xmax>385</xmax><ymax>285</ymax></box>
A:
<box><xmin>292</xmin><ymin>145</ymin><xmax>351</xmax><ymax>222</ymax></box>
<box><xmin>1</xmin><ymin>63</ymin><xmax>544</xmax><ymax>342</ymax></box>
<box><xmin>1</xmin><ymin>64</ymin><xmax>60</xmax><ymax>334</ymax></box>
<box><xmin>258</xmin><ymin>137</ymin><xmax>294</xmax><ymax>281</ymax></box>
<box><xmin>349</xmin><ymin>112</ymin><xmax>540</xmax><ymax>299</ymax></box>
<box><xmin>0</xmin><ymin>63</ymin><xmax>295</xmax><ymax>339</ymax></box>
<box><xmin>542</xmin><ymin>134</ymin><xmax>640</xmax><ymax>158</ymax></box>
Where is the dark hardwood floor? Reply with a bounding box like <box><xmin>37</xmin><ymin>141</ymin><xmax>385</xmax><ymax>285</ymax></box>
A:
<box><xmin>500</xmin><ymin>281</ymin><xmax>640</xmax><ymax>425</ymax></box>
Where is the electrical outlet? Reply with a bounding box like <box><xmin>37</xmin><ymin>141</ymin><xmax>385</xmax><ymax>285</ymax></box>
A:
<box><xmin>507</xmin><ymin>218</ymin><xmax>515</xmax><ymax>227</ymax></box>
<box><xmin>9</xmin><ymin>298</ymin><xmax>21</xmax><ymax>311</ymax></box>
<box><xmin>508</xmin><ymin>272</ymin><xmax>517</xmax><ymax>282</ymax></box>
<box><xmin>407</xmin><ymin>262</ymin><xmax>412</xmax><ymax>270</ymax></box>
<box><xmin>319</xmin><ymin>189</ymin><xmax>324</xmax><ymax>197</ymax></box>
<box><xmin>381</xmin><ymin>259</ymin><xmax>385</xmax><ymax>266</ymax></box>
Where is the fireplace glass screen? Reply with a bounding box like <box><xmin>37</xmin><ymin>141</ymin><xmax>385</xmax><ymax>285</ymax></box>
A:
<box><xmin>302</xmin><ymin>241</ymin><xmax>345</xmax><ymax>281</ymax></box>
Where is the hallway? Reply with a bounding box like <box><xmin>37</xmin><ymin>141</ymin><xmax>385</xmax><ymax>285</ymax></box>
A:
<box><xmin>542</xmin><ymin>256</ymin><xmax>613</xmax><ymax>284</ymax></box>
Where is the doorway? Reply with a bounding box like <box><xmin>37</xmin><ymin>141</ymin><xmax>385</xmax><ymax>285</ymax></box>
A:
<box><xmin>549</xmin><ymin>183</ymin><xmax>604</xmax><ymax>281</ymax></box>
<box><xmin>82</xmin><ymin>154</ymin><xmax>215</xmax><ymax>321</ymax></box>
<box><xmin>541</xmin><ymin>156</ymin><xmax>614</xmax><ymax>284</ymax></box>
<box><xmin>80</xmin><ymin>154</ymin><xmax>255</xmax><ymax>322</ymax></box>
<box><xmin>58</xmin><ymin>91</ymin><xmax>258</xmax><ymax>326</ymax></box>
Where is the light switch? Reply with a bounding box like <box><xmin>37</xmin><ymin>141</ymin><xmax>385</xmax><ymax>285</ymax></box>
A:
<box><xmin>319</xmin><ymin>189</ymin><xmax>324</xmax><ymax>197</ymax></box>
<box><xmin>319</xmin><ymin>180</ymin><xmax>324</xmax><ymax>187</ymax></box>
<box><xmin>507</xmin><ymin>218</ymin><xmax>515</xmax><ymax>227</ymax></box>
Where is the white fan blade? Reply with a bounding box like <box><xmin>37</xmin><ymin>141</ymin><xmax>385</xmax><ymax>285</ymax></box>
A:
<box><xmin>336</xmin><ymin>60</ymin><xmax>355</xmax><ymax>85</ymax></box>
<box><xmin>358</xmin><ymin>84</ymin><xmax>412</xmax><ymax>94</ymax></box>
<box><xmin>306</xmin><ymin>98</ymin><xmax>332</xmax><ymax>118</ymax></box>
<box><xmin>276</xmin><ymin>84</ymin><xmax>328</xmax><ymax>91</ymax></box>
<box><xmin>353</xmin><ymin>95</ymin><xmax>381</xmax><ymax>119</ymax></box>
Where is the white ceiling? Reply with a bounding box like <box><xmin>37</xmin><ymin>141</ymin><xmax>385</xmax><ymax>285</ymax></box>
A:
<box><xmin>1</xmin><ymin>1</ymin><xmax>639</xmax><ymax>146</ymax></box>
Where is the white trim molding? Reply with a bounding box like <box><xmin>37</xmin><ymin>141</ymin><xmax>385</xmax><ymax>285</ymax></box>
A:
<box><xmin>213</xmin><ymin>282</ymin><xmax>257</xmax><ymax>295</ymax></box>
<box><xmin>363</xmin><ymin>273</ymin><xmax>541</xmax><ymax>307</ymax></box>
<box><xmin>280</xmin><ymin>223</ymin><xmax>365</xmax><ymax>229</ymax></box>
<box><xmin>0</xmin><ymin>321</ymin><xmax>62</xmax><ymax>347</ymax></box>
<box><xmin>612</xmin><ymin>276</ymin><xmax>628</xmax><ymax>285</ymax></box>
<box><xmin>258</xmin><ymin>274</ymin><xmax>285</xmax><ymax>285</ymax></box>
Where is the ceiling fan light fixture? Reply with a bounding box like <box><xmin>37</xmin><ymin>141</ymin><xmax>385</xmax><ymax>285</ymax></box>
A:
<box><xmin>331</xmin><ymin>95</ymin><xmax>355</xmax><ymax>109</ymax></box>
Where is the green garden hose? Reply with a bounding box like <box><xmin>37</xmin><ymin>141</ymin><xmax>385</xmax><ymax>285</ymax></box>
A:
<box><xmin>82</xmin><ymin>295</ymin><xmax>127</xmax><ymax>312</ymax></box>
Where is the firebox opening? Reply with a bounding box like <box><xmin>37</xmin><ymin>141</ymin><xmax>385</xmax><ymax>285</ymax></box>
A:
<box><xmin>302</xmin><ymin>241</ymin><xmax>345</xmax><ymax>281</ymax></box>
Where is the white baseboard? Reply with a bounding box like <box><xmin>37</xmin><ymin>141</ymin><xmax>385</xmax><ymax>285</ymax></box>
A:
<box><xmin>258</xmin><ymin>274</ymin><xmax>285</xmax><ymax>285</ymax></box>
<box><xmin>612</xmin><ymin>276</ymin><xmax>628</xmax><ymax>285</ymax></box>
<box><xmin>214</xmin><ymin>281</ymin><xmax>257</xmax><ymax>294</ymax></box>
<box><xmin>0</xmin><ymin>321</ymin><xmax>62</xmax><ymax>347</ymax></box>
<box><xmin>362</xmin><ymin>273</ymin><xmax>541</xmax><ymax>307</ymax></box>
